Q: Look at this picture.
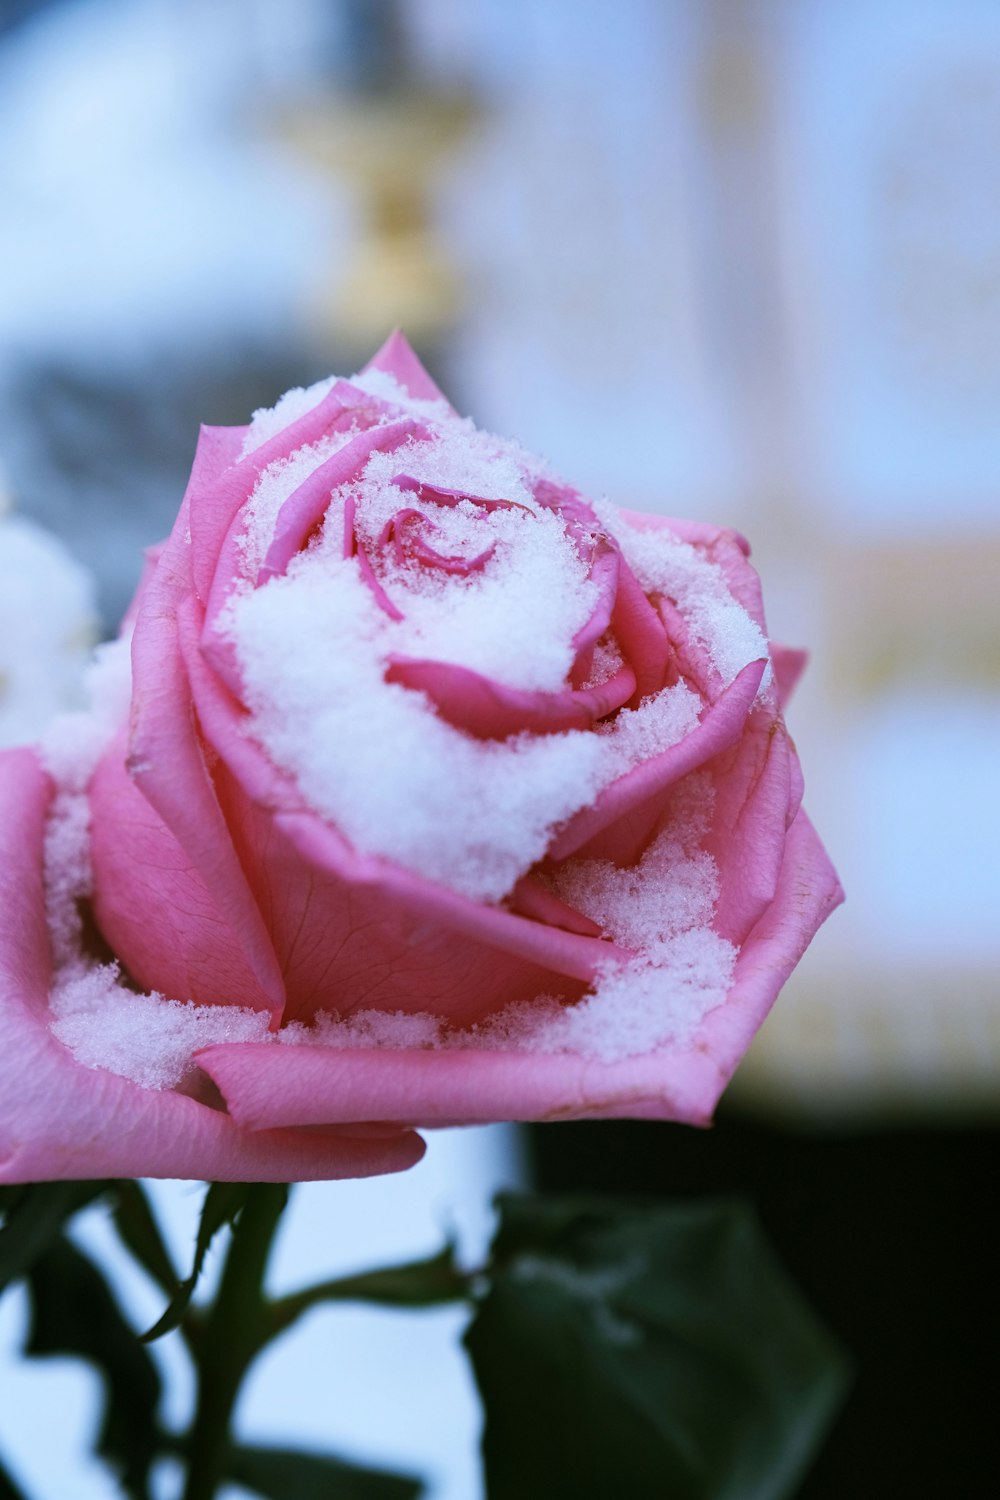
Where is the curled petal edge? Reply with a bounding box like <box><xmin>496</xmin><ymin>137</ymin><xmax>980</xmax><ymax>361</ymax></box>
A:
<box><xmin>196</xmin><ymin>811</ymin><xmax>844</xmax><ymax>1131</ymax></box>
<box><xmin>0</xmin><ymin>749</ymin><xmax>425</xmax><ymax>1184</ymax></box>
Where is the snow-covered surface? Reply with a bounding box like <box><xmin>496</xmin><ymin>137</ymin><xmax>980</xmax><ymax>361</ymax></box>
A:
<box><xmin>226</xmin><ymin>385</ymin><xmax>760</xmax><ymax>906</ymax></box>
<box><xmin>0</xmin><ymin>502</ymin><xmax>98</xmax><ymax>749</ymax></box>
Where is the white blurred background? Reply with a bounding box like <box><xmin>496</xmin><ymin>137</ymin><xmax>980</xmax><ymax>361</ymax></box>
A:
<box><xmin>0</xmin><ymin>2</ymin><xmax>998</xmax><ymax>1497</ymax></box>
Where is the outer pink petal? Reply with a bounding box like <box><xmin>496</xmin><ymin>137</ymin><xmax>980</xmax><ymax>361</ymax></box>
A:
<box><xmin>94</xmin><ymin>498</ymin><xmax>286</xmax><ymax>1016</ymax></box>
<box><xmin>197</xmin><ymin>811</ymin><xmax>842</xmax><ymax>1131</ymax></box>
<box><xmin>90</xmin><ymin>734</ymin><xmax>282</xmax><ymax>1010</ymax></box>
<box><xmin>705</xmin><ymin>698</ymin><xmax>797</xmax><ymax>945</ymax></box>
<box><xmin>363</xmin><ymin>330</ymin><xmax>453</xmax><ymax>406</ymax></box>
<box><xmin>0</xmin><ymin>750</ymin><xmax>424</xmax><ymax>1183</ymax></box>
<box><xmin>619</xmin><ymin>509</ymin><xmax>767</xmax><ymax>632</ymax></box>
<box><xmin>771</xmin><ymin>645</ymin><xmax>808</xmax><ymax>707</ymax></box>
<box><xmin>547</xmin><ymin>658</ymin><xmax>766</xmax><ymax>863</ymax></box>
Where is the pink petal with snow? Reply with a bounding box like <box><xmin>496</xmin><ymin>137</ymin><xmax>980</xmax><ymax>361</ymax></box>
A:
<box><xmin>196</xmin><ymin>811</ymin><xmax>842</xmax><ymax>1131</ymax></box>
<box><xmin>0</xmin><ymin>750</ymin><xmax>424</xmax><ymax>1183</ymax></box>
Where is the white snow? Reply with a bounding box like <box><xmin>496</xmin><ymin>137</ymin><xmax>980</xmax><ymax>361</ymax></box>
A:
<box><xmin>595</xmin><ymin>499</ymin><xmax>771</xmax><ymax>688</ymax></box>
<box><xmin>0</xmin><ymin>505</ymin><xmax>98</xmax><ymax>749</ymax></box>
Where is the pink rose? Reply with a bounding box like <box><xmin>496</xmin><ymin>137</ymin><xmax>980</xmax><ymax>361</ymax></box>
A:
<box><xmin>0</xmin><ymin>334</ymin><xmax>841</xmax><ymax>1183</ymax></box>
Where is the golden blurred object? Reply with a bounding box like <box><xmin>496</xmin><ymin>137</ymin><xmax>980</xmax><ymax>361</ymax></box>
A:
<box><xmin>283</xmin><ymin>88</ymin><xmax>475</xmax><ymax>352</ymax></box>
<box><xmin>830</xmin><ymin>535</ymin><xmax>1000</xmax><ymax>695</ymax></box>
<box><xmin>729</xmin><ymin>959</ymin><xmax>1000</xmax><ymax>1123</ymax></box>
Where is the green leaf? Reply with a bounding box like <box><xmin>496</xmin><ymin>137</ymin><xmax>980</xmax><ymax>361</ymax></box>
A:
<box><xmin>0</xmin><ymin>1455</ymin><xmax>30</xmax><ymax>1500</ymax></box>
<box><xmin>226</xmin><ymin>1443</ymin><xmax>423</xmax><ymax>1500</ymax></box>
<box><xmin>111</xmin><ymin>1182</ymin><xmax>178</xmax><ymax>1298</ymax></box>
<box><xmin>141</xmin><ymin>1181</ymin><xmax>263</xmax><ymax>1342</ymax></box>
<box><xmin>24</xmin><ymin>1235</ymin><xmax>162</xmax><ymax>1500</ymax></box>
<box><xmin>0</xmin><ymin>1181</ymin><xmax>109</xmax><ymax>1294</ymax></box>
<box><xmin>267</xmin><ymin>1243</ymin><xmax>466</xmax><ymax>1340</ymax></box>
<box><xmin>466</xmin><ymin>1194</ymin><xmax>849</xmax><ymax>1500</ymax></box>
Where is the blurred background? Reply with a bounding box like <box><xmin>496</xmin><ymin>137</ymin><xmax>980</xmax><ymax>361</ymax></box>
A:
<box><xmin>0</xmin><ymin>1</ymin><xmax>997</xmax><ymax>1497</ymax></box>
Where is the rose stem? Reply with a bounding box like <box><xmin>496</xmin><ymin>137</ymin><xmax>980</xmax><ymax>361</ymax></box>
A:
<box><xmin>181</xmin><ymin>1183</ymin><xmax>289</xmax><ymax>1500</ymax></box>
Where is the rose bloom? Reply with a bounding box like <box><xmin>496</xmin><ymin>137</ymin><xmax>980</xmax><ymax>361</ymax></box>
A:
<box><xmin>0</xmin><ymin>335</ymin><xmax>841</xmax><ymax>1183</ymax></box>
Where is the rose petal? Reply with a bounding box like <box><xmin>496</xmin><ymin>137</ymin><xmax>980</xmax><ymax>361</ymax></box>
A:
<box><xmin>189</xmin><ymin>387</ymin><xmax>380</xmax><ymax>604</ymax></box>
<box><xmin>178</xmin><ymin>600</ymin><xmax>629</xmax><ymax>1026</ymax></box>
<box><xmin>196</xmin><ymin>811</ymin><xmax>841</xmax><ymax>1132</ymax></box>
<box><xmin>771</xmin><ymin>644</ymin><xmax>809</xmax><ymax>707</ymax></box>
<box><xmin>91</xmin><ymin>733</ymin><xmax>283</xmax><ymax>1011</ymax></box>
<box><xmin>384</xmin><ymin>656</ymin><xmax>637</xmax><ymax>740</ymax></box>
<box><xmin>257</xmin><ymin>418</ymin><xmax>426</xmax><ymax>586</ymax></box>
<box><xmin>610</xmin><ymin>554</ymin><xmax>672</xmax><ymax>697</ymax></box>
<box><xmin>508</xmin><ymin>875</ymin><xmax>604</xmax><ymax>938</ymax></box>
<box><xmin>0</xmin><ymin>749</ymin><xmax>425</xmax><ymax>1183</ymax></box>
<box><xmin>706</xmin><ymin>703</ymin><xmax>798</xmax><ymax>945</ymax></box>
<box><xmin>108</xmin><ymin>501</ymin><xmax>287</xmax><ymax>1017</ymax></box>
<box><xmin>390</xmin><ymin>475</ymin><xmax>530</xmax><ymax>514</ymax></box>
<box><xmin>363</xmin><ymin>331</ymin><xmax>453</xmax><ymax>406</ymax></box>
<box><xmin>547</xmin><ymin>657</ymin><xmax>767</xmax><ymax>862</ymax></box>
<box><xmin>620</xmin><ymin>509</ymin><xmax>766</xmax><ymax>632</ymax></box>
<box><xmin>569</xmin><ymin>540</ymin><xmax>620</xmax><ymax>685</ymax></box>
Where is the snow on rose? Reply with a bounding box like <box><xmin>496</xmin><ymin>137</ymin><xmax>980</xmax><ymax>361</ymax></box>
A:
<box><xmin>0</xmin><ymin>334</ymin><xmax>841</xmax><ymax>1182</ymax></box>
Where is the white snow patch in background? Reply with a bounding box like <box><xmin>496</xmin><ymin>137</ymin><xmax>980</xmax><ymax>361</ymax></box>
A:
<box><xmin>0</xmin><ymin>506</ymin><xmax>98</xmax><ymax>749</ymax></box>
<box><xmin>39</xmin><ymin>635</ymin><xmax>132</xmax><ymax>790</ymax></box>
<box><xmin>39</xmin><ymin>637</ymin><xmax>133</xmax><ymax>968</ymax></box>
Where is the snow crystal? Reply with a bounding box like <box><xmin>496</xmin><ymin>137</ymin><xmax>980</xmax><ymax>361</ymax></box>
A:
<box><xmin>597</xmin><ymin>684</ymin><xmax>702</xmax><ymax>779</ymax></box>
<box><xmin>33</xmin><ymin>632</ymin><xmax>276</xmax><ymax>1092</ymax></box>
<box><xmin>225</xmin><ymin>405</ymin><xmax>724</xmax><ymax>904</ymax></box>
<box><xmin>238</xmin><ymin>431</ymin><xmax>356</xmax><ymax>578</ymax></box>
<box><xmin>597</xmin><ymin>500</ymin><xmax>771</xmax><ymax>689</ymax></box>
<box><xmin>50</xmin><ymin>966</ymin><xmax>271</xmax><ymax>1090</ymax></box>
<box><xmin>227</xmin><ymin>557</ymin><xmax>613</xmax><ymax>901</ymax></box>
<box><xmin>464</xmin><ymin>778</ymin><xmax>736</xmax><ymax>1061</ymax></box>
<box><xmin>39</xmin><ymin>638</ymin><xmax>133</xmax><ymax>966</ymax></box>
<box><xmin>240</xmin><ymin>375</ymin><xmax>337</xmax><ymax>456</ymax></box>
<box><xmin>281</xmin><ymin>1008</ymin><xmax>445</xmax><ymax>1051</ymax></box>
<box><xmin>319</xmin><ymin>455</ymin><xmax>598</xmax><ymax>691</ymax></box>
<box><xmin>350</xmin><ymin>365</ymin><xmax>452</xmax><ymax>420</ymax></box>
<box><xmin>275</xmin><ymin>778</ymin><xmax>735</xmax><ymax>1065</ymax></box>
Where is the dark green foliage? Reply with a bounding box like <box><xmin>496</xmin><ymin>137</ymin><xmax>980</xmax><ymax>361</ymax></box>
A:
<box><xmin>0</xmin><ymin>1181</ymin><xmax>108</xmax><ymax>1294</ymax></box>
<box><xmin>226</xmin><ymin>1442</ymin><xmax>423</xmax><ymax>1500</ymax></box>
<box><xmin>142</xmin><ymin>1181</ymin><xmax>273</xmax><ymax>1342</ymax></box>
<box><xmin>0</xmin><ymin>1456</ymin><xmax>30</xmax><ymax>1500</ymax></box>
<box><xmin>466</xmin><ymin>1194</ymin><xmax>849</xmax><ymax>1500</ymax></box>
<box><xmin>24</xmin><ymin>1236</ymin><xmax>162</xmax><ymax>1500</ymax></box>
<box><xmin>111</xmin><ymin>1181</ymin><xmax>178</xmax><ymax>1299</ymax></box>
